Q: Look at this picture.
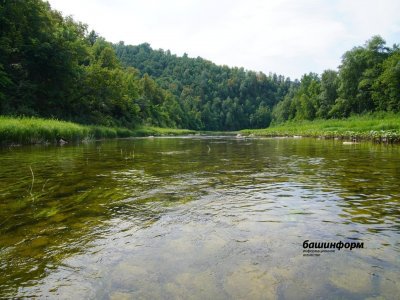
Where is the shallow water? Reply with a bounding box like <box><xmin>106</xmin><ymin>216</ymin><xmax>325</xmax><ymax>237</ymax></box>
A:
<box><xmin>0</xmin><ymin>137</ymin><xmax>399</xmax><ymax>299</ymax></box>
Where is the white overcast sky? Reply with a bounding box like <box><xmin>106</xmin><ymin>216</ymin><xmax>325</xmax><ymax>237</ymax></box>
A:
<box><xmin>47</xmin><ymin>0</ymin><xmax>399</xmax><ymax>80</ymax></box>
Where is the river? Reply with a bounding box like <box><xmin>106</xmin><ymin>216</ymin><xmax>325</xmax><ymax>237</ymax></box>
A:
<box><xmin>0</xmin><ymin>136</ymin><xmax>399</xmax><ymax>299</ymax></box>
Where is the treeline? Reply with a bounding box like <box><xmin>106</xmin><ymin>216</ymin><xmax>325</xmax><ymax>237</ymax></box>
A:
<box><xmin>115</xmin><ymin>37</ymin><xmax>399</xmax><ymax>129</ymax></box>
<box><xmin>1</xmin><ymin>1</ymin><xmax>399</xmax><ymax>132</ymax></box>
<box><xmin>0</xmin><ymin>0</ymin><xmax>186</xmax><ymax>128</ymax></box>
<box><xmin>114</xmin><ymin>43</ymin><xmax>293</xmax><ymax>130</ymax></box>
<box><xmin>272</xmin><ymin>36</ymin><xmax>400</xmax><ymax>123</ymax></box>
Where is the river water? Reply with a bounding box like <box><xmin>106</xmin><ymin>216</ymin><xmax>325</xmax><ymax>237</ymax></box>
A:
<box><xmin>0</xmin><ymin>136</ymin><xmax>399</xmax><ymax>299</ymax></box>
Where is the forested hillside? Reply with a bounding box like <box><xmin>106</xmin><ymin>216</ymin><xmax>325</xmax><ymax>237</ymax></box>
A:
<box><xmin>0</xmin><ymin>0</ymin><xmax>187</xmax><ymax>128</ymax></box>
<box><xmin>115</xmin><ymin>37</ymin><xmax>400</xmax><ymax>129</ymax></box>
<box><xmin>114</xmin><ymin>43</ymin><xmax>293</xmax><ymax>130</ymax></box>
<box><xmin>1</xmin><ymin>0</ymin><xmax>399</xmax><ymax>132</ymax></box>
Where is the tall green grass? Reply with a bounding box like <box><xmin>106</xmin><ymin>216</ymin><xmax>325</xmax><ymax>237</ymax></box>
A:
<box><xmin>241</xmin><ymin>113</ymin><xmax>400</xmax><ymax>143</ymax></box>
<box><xmin>0</xmin><ymin>116</ymin><xmax>195</xmax><ymax>145</ymax></box>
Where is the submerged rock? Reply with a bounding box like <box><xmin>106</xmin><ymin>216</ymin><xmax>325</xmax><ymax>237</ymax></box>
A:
<box><xmin>224</xmin><ymin>264</ymin><xmax>278</xmax><ymax>299</ymax></box>
<box><xmin>330</xmin><ymin>268</ymin><xmax>371</xmax><ymax>294</ymax></box>
<box><xmin>164</xmin><ymin>271</ymin><xmax>222</xmax><ymax>299</ymax></box>
<box><xmin>109</xmin><ymin>292</ymin><xmax>133</xmax><ymax>300</ymax></box>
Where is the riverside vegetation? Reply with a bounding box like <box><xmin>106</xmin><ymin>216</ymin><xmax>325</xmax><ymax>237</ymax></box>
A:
<box><xmin>0</xmin><ymin>0</ymin><xmax>399</xmax><ymax>144</ymax></box>
<box><xmin>0</xmin><ymin>116</ymin><xmax>194</xmax><ymax>145</ymax></box>
<box><xmin>241</xmin><ymin>113</ymin><xmax>400</xmax><ymax>143</ymax></box>
<box><xmin>1</xmin><ymin>2</ymin><xmax>400</xmax><ymax>299</ymax></box>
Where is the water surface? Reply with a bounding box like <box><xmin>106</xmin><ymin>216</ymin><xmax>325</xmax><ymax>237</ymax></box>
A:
<box><xmin>0</xmin><ymin>137</ymin><xmax>399</xmax><ymax>299</ymax></box>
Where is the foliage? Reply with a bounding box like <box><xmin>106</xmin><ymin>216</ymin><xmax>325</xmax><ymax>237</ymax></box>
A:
<box><xmin>0</xmin><ymin>0</ymin><xmax>185</xmax><ymax>129</ymax></box>
<box><xmin>268</xmin><ymin>36</ymin><xmax>399</xmax><ymax>124</ymax></box>
<box><xmin>114</xmin><ymin>42</ymin><xmax>292</xmax><ymax>130</ymax></box>
<box><xmin>0</xmin><ymin>116</ymin><xmax>195</xmax><ymax>145</ymax></box>
<box><xmin>242</xmin><ymin>112</ymin><xmax>400</xmax><ymax>143</ymax></box>
<box><xmin>0</xmin><ymin>1</ymin><xmax>398</xmax><ymax>133</ymax></box>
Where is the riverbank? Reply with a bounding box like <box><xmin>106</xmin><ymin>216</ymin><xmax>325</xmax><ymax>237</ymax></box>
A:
<box><xmin>4</xmin><ymin>114</ymin><xmax>400</xmax><ymax>145</ymax></box>
<box><xmin>241</xmin><ymin>113</ymin><xmax>400</xmax><ymax>143</ymax></box>
<box><xmin>0</xmin><ymin>116</ymin><xmax>195</xmax><ymax>145</ymax></box>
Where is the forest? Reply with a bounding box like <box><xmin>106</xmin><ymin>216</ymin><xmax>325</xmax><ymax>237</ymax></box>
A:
<box><xmin>1</xmin><ymin>0</ymin><xmax>399</xmax><ymax>132</ymax></box>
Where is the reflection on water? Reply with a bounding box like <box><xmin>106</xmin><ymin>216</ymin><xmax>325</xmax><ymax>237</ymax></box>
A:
<box><xmin>0</xmin><ymin>137</ymin><xmax>399</xmax><ymax>299</ymax></box>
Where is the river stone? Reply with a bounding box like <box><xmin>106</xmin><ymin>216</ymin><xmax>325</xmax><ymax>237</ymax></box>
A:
<box><xmin>379</xmin><ymin>270</ymin><xmax>400</xmax><ymax>298</ymax></box>
<box><xmin>109</xmin><ymin>291</ymin><xmax>133</xmax><ymax>300</ymax></box>
<box><xmin>223</xmin><ymin>264</ymin><xmax>278</xmax><ymax>299</ymax></box>
<box><xmin>164</xmin><ymin>271</ymin><xmax>222</xmax><ymax>299</ymax></box>
<box><xmin>330</xmin><ymin>268</ymin><xmax>371</xmax><ymax>293</ymax></box>
<box><xmin>110</xmin><ymin>263</ymin><xmax>149</xmax><ymax>290</ymax></box>
<box><xmin>201</xmin><ymin>233</ymin><xmax>227</xmax><ymax>254</ymax></box>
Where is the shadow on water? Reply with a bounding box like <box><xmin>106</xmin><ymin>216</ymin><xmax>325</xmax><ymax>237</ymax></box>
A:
<box><xmin>0</xmin><ymin>137</ymin><xmax>399</xmax><ymax>298</ymax></box>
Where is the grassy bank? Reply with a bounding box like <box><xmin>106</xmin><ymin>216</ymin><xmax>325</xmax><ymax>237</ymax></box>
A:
<box><xmin>0</xmin><ymin>116</ymin><xmax>195</xmax><ymax>145</ymax></box>
<box><xmin>241</xmin><ymin>113</ymin><xmax>400</xmax><ymax>143</ymax></box>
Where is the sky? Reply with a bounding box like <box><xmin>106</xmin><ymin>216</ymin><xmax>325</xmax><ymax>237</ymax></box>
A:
<box><xmin>47</xmin><ymin>0</ymin><xmax>400</xmax><ymax>80</ymax></box>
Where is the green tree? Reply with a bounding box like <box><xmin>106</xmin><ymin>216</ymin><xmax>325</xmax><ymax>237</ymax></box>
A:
<box><xmin>250</xmin><ymin>103</ymin><xmax>272</xmax><ymax>128</ymax></box>
<box><xmin>372</xmin><ymin>48</ymin><xmax>400</xmax><ymax>111</ymax></box>
<box><xmin>335</xmin><ymin>36</ymin><xmax>390</xmax><ymax>116</ymax></box>
<box><xmin>318</xmin><ymin>70</ymin><xmax>338</xmax><ymax>118</ymax></box>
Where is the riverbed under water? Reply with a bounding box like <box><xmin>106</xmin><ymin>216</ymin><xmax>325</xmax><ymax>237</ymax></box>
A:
<box><xmin>0</xmin><ymin>136</ymin><xmax>399</xmax><ymax>299</ymax></box>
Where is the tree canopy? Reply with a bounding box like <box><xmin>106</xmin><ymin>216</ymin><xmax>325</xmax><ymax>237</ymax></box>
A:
<box><xmin>1</xmin><ymin>1</ymin><xmax>399</xmax><ymax>130</ymax></box>
<box><xmin>114</xmin><ymin>42</ymin><xmax>292</xmax><ymax>130</ymax></box>
<box><xmin>0</xmin><ymin>0</ymin><xmax>185</xmax><ymax>128</ymax></box>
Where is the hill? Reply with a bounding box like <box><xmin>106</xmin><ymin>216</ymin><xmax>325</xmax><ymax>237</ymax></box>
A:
<box><xmin>1</xmin><ymin>1</ymin><xmax>399</xmax><ymax>133</ymax></box>
<box><xmin>114</xmin><ymin>42</ymin><xmax>293</xmax><ymax>130</ymax></box>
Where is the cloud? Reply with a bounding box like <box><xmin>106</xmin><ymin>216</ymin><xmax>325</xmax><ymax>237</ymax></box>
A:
<box><xmin>337</xmin><ymin>0</ymin><xmax>400</xmax><ymax>39</ymax></box>
<box><xmin>47</xmin><ymin>0</ymin><xmax>400</xmax><ymax>79</ymax></box>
